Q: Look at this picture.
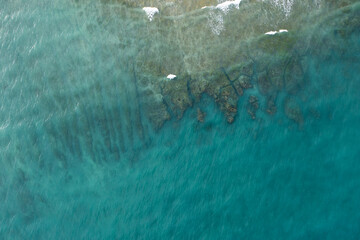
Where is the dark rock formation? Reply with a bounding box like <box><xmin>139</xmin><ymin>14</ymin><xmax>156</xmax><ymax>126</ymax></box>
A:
<box><xmin>144</xmin><ymin>95</ymin><xmax>171</xmax><ymax>130</ymax></box>
<box><xmin>247</xmin><ymin>95</ymin><xmax>259</xmax><ymax>119</ymax></box>
<box><xmin>161</xmin><ymin>77</ymin><xmax>193</xmax><ymax>119</ymax></box>
<box><xmin>284</xmin><ymin>97</ymin><xmax>304</xmax><ymax>126</ymax></box>
<box><xmin>266</xmin><ymin>95</ymin><xmax>277</xmax><ymax>115</ymax></box>
<box><xmin>197</xmin><ymin>108</ymin><xmax>206</xmax><ymax>123</ymax></box>
<box><xmin>219</xmin><ymin>85</ymin><xmax>238</xmax><ymax>123</ymax></box>
<box><xmin>188</xmin><ymin>76</ymin><xmax>208</xmax><ymax>102</ymax></box>
<box><xmin>123</xmin><ymin>1</ymin><xmax>360</xmax><ymax>130</ymax></box>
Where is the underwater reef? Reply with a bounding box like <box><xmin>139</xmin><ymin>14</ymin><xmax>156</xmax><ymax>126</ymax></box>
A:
<box><xmin>1</xmin><ymin>0</ymin><xmax>360</xmax><ymax>239</ymax></box>
<box><xmin>93</xmin><ymin>0</ymin><xmax>360</xmax><ymax>132</ymax></box>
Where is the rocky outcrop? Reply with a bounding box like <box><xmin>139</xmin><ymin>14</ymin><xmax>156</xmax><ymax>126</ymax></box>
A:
<box><xmin>284</xmin><ymin>97</ymin><xmax>304</xmax><ymax>126</ymax></box>
<box><xmin>124</xmin><ymin>1</ymin><xmax>360</xmax><ymax>130</ymax></box>
<box><xmin>247</xmin><ymin>95</ymin><xmax>259</xmax><ymax>120</ymax></box>
<box><xmin>161</xmin><ymin>76</ymin><xmax>193</xmax><ymax>119</ymax></box>
<box><xmin>266</xmin><ymin>95</ymin><xmax>277</xmax><ymax>115</ymax></box>
<box><xmin>197</xmin><ymin>108</ymin><xmax>206</xmax><ymax>123</ymax></box>
<box><xmin>142</xmin><ymin>91</ymin><xmax>171</xmax><ymax>130</ymax></box>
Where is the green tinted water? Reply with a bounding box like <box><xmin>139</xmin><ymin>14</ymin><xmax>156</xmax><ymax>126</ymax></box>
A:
<box><xmin>0</xmin><ymin>0</ymin><xmax>360</xmax><ymax>239</ymax></box>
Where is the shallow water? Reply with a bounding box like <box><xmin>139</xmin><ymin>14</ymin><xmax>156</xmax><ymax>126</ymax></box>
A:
<box><xmin>1</xmin><ymin>0</ymin><xmax>360</xmax><ymax>239</ymax></box>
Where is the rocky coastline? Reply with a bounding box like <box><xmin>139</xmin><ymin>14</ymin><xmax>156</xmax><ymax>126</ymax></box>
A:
<box><xmin>131</xmin><ymin>1</ymin><xmax>359</xmax><ymax>130</ymax></box>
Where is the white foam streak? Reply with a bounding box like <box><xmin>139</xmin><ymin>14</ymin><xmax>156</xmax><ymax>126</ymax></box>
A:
<box><xmin>266</xmin><ymin>0</ymin><xmax>294</xmax><ymax>16</ymax></box>
<box><xmin>167</xmin><ymin>74</ymin><xmax>177</xmax><ymax>80</ymax></box>
<box><xmin>216</xmin><ymin>0</ymin><xmax>242</xmax><ymax>13</ymax></box>
<box><xmin>204</xmin><ymin>0</ymin><xmax>243</xmax><ymax>35</ymax></box>
<box><xmin>265</xmin><ymin>31</ymin><xmax>278</xmax><ymax>35</ymax></box>
<box><xmin>265</xmin><ymin>29</ymin><xmax>288</xmax><ymax>35</ymax></box>
<box><xmin>142</xmin><ymin>7</ymin><xmax>159</xmax><ymax>22</ymax></box>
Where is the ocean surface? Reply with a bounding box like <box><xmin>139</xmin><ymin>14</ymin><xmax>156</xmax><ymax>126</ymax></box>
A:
<box><xmin>1</xmin><ymin>0</ymin><xmax>360</xmax><ymax>239</ymax></box>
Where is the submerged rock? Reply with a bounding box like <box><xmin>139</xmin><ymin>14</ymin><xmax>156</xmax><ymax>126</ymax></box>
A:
<box><xmin>268</xmin><ymin>62</ymin><xmax>285</xmax><ymax>91</ymax></box>
<box><xmin>284</xmin><ymin>58</ymin><xmax>304</xmax><ymax>94</ymax></box>
<box><xmin>197</xmin><ymin>108</ymin><xmax>206</xmax><ymax>123</ymax></box>
<box><xmin>233</xmin><ymin>80</ymin><xmax>244</xmax><ymax>96</ymax></box>
<box><xmin>219</xmin><ymin>85</ymin><xmax>238</xmax><ymax>123</ymax></box>
<box><xmin>257</xmin><ymin>71</ymin><xmax>273</xmax><ymax>95</ymax></box>
<box><xmin>189</xmin><ymin>76</ymin><xmax>208</xmax><ymax>102</ymax></box>
<box><xmin>237</xmin><ymin>75</ymin><xmax>253</xmax><ymax>89</ymax></box>
<box><xmin>266</xmin><ymin>95</ymin><xmax>277</xmax><ymax>115</ymax></box>
<box><xmin>161</xmin><ymin>76</ymin><xmax>193</xmax><ymax>119</ymax></box>
<box><xmin>204</xmin><ymin>70</ymin><xmax>232</xmax><ymax>97</ymax></box>
<box><xmin>284</xmin><ymin>96</ymin><xmax>304</xmax><ymax>126</ymax></box>
<box><xmin>143</xmin><ymin>94</ymin><xmax>171</xmax><ymax>131</ymax></box>
<box><xmin>105</xmin><ymin>1</ymin><xmax>360</xmax><ymax>130</ymax></box>
<box><xmin>247</xmin><ymin>95</ymin><xmax>259</xmax><ymax>119</ymax></box>
<box><xmin>135</xmin><ymin>75</ymin><xmax>172</xmax><ymax>130</ymax></box>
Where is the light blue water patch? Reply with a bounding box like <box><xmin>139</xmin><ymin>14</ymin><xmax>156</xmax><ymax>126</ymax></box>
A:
<box><xmin>1</xmin><ymin>0</ymin><xmax>360</xmax><ymax>239</ymax></box>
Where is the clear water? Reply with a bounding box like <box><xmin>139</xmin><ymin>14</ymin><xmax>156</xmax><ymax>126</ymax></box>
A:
<box><xmin>1</xmin><ymin>0</ymin><xmax>360</xmax><ymax>239</ymax></box>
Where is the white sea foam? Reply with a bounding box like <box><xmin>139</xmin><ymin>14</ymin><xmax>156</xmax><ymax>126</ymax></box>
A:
<box><xmin>207</xmin><ymin>11</ymin><xmax>224</xmax><ymax>35</ymax></box>
<box><xmin>216</xmin><ymin>0</ymin><xmax>242</xmax><ymax>13</ymax></box>
<box><xmin>265</xmin><ymin>31</ymin><xmax>278</xmax><ymax>35</ymax></box>
<box><xmin>266</xmin><ymin>0</ymin><xmax>322</xmax><ymax>16</ymax></box>
<box><xmin>167</xmin><ymin>74</ymin><xmax>177</xmax><ymax>80</ymax></box>
<box><xmin>266</xmin><ymin>0</ymin><xmax>294</xmax><ymax>16</ymax></box>
<box><xmin>142</xmin><ymin>7</ymin><xmax>159</xmax><ymax>22</ymax></box>
<box><xmin>265</xmin><ymin>29</ymin><xmax>288</xmax><ymax>35</ymax></box>
<box><xmin>205</xmin><ymin>0</ymin><xmax>242</xmax><ymax>35</ymax></box>
<box><xmin>0</xmin><ymin>122</ymin><xmax>9</xmax><ymax>131</ymax></box>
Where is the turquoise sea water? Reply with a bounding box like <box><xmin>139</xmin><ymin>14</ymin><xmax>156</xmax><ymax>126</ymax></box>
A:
<box><xmin>1</xmin><ymin>0</ymin><xmax>360</xmax><ymax>239</ymax></box>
